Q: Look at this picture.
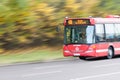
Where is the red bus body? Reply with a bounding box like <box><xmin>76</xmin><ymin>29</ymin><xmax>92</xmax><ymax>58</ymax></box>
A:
<box><xmin>63</xmin><ymin>15</ymin><xmax>120</xmax><ymax>59</ymax></box>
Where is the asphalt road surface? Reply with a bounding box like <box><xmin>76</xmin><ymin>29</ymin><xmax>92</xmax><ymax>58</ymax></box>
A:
<box><xmin>1</xmin><ymin>57</ymin><xmax>120</xmax><ymax>80</ymax></box>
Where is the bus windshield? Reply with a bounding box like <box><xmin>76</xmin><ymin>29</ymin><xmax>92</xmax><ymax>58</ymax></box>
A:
<box><xmin>64</xmin><ymin>25</ymin><xmax>95</xmax><ymax>44</ymax></box>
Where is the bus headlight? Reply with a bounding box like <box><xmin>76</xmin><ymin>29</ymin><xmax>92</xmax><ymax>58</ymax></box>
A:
<box><xmin>64</xmin><ymin>50</ymin><xmax>70</xmax><ymax>53</ymax></box>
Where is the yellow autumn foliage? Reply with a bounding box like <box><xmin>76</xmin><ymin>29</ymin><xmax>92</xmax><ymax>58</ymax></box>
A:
<box><xmin>65</xmin><ymin>0</ymin><xmax>80</xmax><ymax>13</ymax></box>
<box><xmin>0</xmin><ymin>0</ymin><xmax>119</xmax><ymax>50</ymax></box>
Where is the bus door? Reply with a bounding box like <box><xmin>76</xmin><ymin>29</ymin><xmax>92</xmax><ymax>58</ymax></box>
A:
<box><xmin>95</xmin><ymin>24</ymin><xmax>108</xmax><ymax>57</ymax></box>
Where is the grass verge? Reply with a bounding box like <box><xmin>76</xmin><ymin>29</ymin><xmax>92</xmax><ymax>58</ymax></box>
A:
<box><xmin>0</xmin><ymin>48</ymin><xmax>64</xmax><ymax>65</ymax></box>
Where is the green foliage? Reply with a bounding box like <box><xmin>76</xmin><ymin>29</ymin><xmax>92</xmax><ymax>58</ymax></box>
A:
<box><xmin>0</xmin><ymin>49</ymin><xmax>63</xmax><ymax>64</ymax></box>
<box><xmin>0</xmin><ymin>0</ymin><xmax>120</xmax><ymax>51</ymax></box>
<box><xmin>92</xmin><ymin>0</ymin><xmax>120</xmax><ymax>16</ymax></box>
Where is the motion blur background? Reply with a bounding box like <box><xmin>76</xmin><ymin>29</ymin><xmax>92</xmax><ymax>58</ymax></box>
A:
<box><xmin>0</xmin><ymin>0</ymin><xmax>120</xmax><ymax>63</ymax></box>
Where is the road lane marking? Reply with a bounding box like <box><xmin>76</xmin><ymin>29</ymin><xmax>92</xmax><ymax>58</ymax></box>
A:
<box><xmin>93</xmin><ymin>63</ymin><xmax>120</xmax><ymax>68</ymax></box>
<box><xmin>22</xmin><ymin>70</ymin><xmax>62</xmax><ymax>77</ymax></box>
<box><xmin>70</xmin><ymin>71</ymin><xmax>120</xmax><ymax>80</ymax></box>
<box><xmin>33</xmin><ymin>65</ymin><xmax>63</xmax><ymax>69</ymax></box>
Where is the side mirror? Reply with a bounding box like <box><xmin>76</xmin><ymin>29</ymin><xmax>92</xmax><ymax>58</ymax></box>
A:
<box><xmin>56</xmin><ymin>23</ymin><xmax>64</xmax><ymax>32</ymax></box>
<box><xmin>56</xmin><ymin>26</ymin><xmax>61</xmax><ymax>32</ymax></box>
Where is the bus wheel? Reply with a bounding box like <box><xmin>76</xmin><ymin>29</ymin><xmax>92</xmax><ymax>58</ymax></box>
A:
<box><xmin>107</xmin><ymin>47</ymin><xmax>114</xmax><ymax>59</ymax></box>
<box><xmin>79</xmin><ymin>56</ymin><xmax>86</xmax><ymax>60</ymax></box>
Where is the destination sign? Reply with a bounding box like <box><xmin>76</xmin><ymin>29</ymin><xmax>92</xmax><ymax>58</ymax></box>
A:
<box><xmin>66</xmin><ymin>19</ymin><xmax>91</xmax><ymax>25</ymax></box>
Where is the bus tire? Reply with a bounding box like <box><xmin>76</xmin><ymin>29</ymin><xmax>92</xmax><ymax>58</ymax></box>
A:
<box><xmin>107</xmin><ymin>47</ymin><xmax>114</xmax><ymax>59</ymax></box>
<box><xmin>79</xmin><ymin>56</ymin><xmax>86</xmax><ymax>60</ymax></box>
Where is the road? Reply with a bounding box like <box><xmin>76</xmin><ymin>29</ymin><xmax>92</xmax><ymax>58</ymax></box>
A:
<box><xmin>0</xmin><ymin>57</ymin><xmax>120</xmax><ymax>80</ymax></box>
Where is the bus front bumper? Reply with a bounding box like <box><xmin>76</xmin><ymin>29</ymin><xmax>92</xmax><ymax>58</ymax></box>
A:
<box><xmin>63</xmin><ymin>50</ymin><xmax>96</xmax><ymax>57</ymax></box>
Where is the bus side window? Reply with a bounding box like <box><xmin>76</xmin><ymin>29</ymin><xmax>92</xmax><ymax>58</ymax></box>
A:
<box><xmin>105</xmin><ymin>24</ymin><xmax>115</xmax><ymax>42</ymax></box>
<box><xmin>95</xmin><ymin>24</ymin><xmax>105</xmax><ymax>42</ymax></box>
<box><xmin>114</xmin><ymin>24</ymin><xmax>120</xmax><ymax>41</ymax></box>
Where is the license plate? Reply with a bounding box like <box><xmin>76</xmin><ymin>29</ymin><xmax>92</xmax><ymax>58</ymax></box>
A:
<box><xmin>74</xmin><ymin>53</ymin><xmax>80</xmax><ymax>56</ymax></box>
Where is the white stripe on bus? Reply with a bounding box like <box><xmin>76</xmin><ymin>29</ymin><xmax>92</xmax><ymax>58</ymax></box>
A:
<box><xmin>85</xmin><ymin>51</ymin><xmax>93</xmax><ymax>53</ymax></box>
<box><xmin>96</xmin><ymin>49</ymin><xmax>108</xmax><ymax>53</ymax></box>
<box><xmin>115</xmin><ymin>48</ymin><xmax>120</xmax><ymax>51</ymax></box>
<box><xmin>96</xmin><ymin>48</ymin><xmax>120</xmax><ymax>53</ymax></box>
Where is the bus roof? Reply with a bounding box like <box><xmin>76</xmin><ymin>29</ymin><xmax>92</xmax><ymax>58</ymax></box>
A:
<box><xmin>64</xmin><ymin>15</ymin><xmax>120</xmax><ymax>25</ymax></box>
<box><xmin>93</xmin><ymin>18</ymin><xmax>120</xmax><ymax>24</ymax></box>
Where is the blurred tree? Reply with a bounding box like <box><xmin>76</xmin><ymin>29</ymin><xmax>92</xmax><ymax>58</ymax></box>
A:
<box><xmin>0</xmin><ymin>0</ymin><xmax>119</xmax><ymax>51</ymax></box>
<box><xmin>91</xmin><ymin>0</ymin><xmax>120</xmax><ymax>16</ymax></box>
<box><xmin>32</xmin><ymin>2</ymin><xmax>61</xmax><ymax>46</ymax></box>
<box><xmin>64</xmin><ymin>0</ymin><xmax>82</xmax><ymax>17</ymax></box>
<box><xmin>0</xmin><ymin>0</ymin><xmax>36</xmax><ymax>50</ymax></box>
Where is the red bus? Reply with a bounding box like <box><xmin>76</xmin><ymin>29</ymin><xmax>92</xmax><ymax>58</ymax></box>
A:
<box><xmin>63</xmin><ymin>15</ymin><xmax>120</xmax><ymax>59</ymax></box>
